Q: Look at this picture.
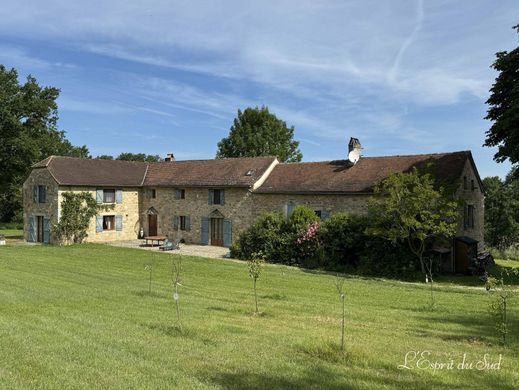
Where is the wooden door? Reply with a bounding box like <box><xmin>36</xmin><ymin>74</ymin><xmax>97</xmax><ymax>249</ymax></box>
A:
<box><xmin>210</xmin><ymin>218</ymin><xmax>224</xmax><ymax>246</ymax></box>
<box><xmin>148</xmin><ymin>214</ymin><xmax>158</xmax><ymax>236</ymax></box>
<box><xmin>36</xmin><ymin>216</ymin><xmax>44</xmax><ymax>243</ymax></box>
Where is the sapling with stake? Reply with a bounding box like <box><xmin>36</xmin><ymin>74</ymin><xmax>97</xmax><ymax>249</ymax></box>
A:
<box><xmin>335</xmin><ymin>274</ymin><xmax>346</xmax><ymax>351</ymax></box>
<box><xmin>171</xmin><ymin>256</ymin><xmax>183</xmax><ymax>331</ymax></box>
<box><xmin>423</xmin><ymin>256</ymin><xmax>435</xmax><ymax>310</ymax></box>
<box><xmin>144</xmin><ymin>263</ymin><xmax>153</xmax><ymax>294</ymax></box>
<box><xmin>248</xmin><ymin>252</ymin><xmax>265</xmax><ymax>315</ymax></box>
<box><xmin>486</xmin><ymin>269</ymin><xmax>518</xmax><ymax>346</ymax></box>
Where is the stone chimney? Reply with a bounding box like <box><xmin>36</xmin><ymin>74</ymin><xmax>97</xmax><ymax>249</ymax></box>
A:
<box><xmin>164</xmin><ymin>153</ymin><xmax>175</xmax><ymax>162</ymax></box>
<box><xmin>348</xmin><ymin>137</ymin><xmax>362</xmax><ymax>164</ymax></box>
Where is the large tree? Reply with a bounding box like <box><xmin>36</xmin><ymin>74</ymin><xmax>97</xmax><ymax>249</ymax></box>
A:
<box><xmin>0</xmin><ymin>65</ymin><xmax>89</xmax><ymax>222</ymax></box>
<box><xmin>216</xmin><ymin>106</ymin><xmax>302</xmax><ymax>162</ymax></box>
<box><xmin>367</xmin><ymin>168</ymin><xmax>459</xmax><ymax>274</ymax></box>
<box><xmin>484</xmin><ymin>24</ymin><xmax>519</xmax><ymax>169</ymax></box>
<box><xmin>483</xmin><ymin>169</ymin><xmax>519</xmax><ymax>249</ymax></box>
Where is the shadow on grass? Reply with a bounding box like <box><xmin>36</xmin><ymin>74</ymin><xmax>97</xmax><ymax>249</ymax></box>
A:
<box><xmin>132</xmin><ymin>290</ymin><xmax>168</xmax><ymax>299</ymax></box>
<box><xmin>261</xmin><ymin>293</ymin><xmax>288</xmax><ymax>301</ymax></box>
<box><xmin>144</xmin><ymin>323</ymin><xmax>217</xmax><ymax>345</ymax></box>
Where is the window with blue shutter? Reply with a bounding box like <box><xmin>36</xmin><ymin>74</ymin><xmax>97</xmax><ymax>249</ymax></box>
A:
<box><xmin>96</xmin><ymin>216</ymin><xmax>103</xmax><ymax>232</ymax></box>
<box><xmin>185</xmin><ymin>216</ymin><xmax>191</xmax><ymax>231</ymax></box>
<box><xmin>33</xmin><ymin>186</ymin><xmax>38</xmax><ymax>203</ymax></box>
<box><xmin>43</xmin><ymin>218</ymin><xmax>50</xmax><ymax>244</ymax></box>
<box><xmin>115</xmin><ymin>189</ymin><xmax>123</xmax><ymax>204</ymax></box>
<box><xmin>173</xmin><ymin>215</ymin><xmax>179</xmax><ymax>230</ymax></box>
<box><xmin>38</xmin><ymin>186</ymin><xmax>47</xmax><ymax>203</ymax></box>
<box><xmin>223</xmin><ymin>219</ymin><xmax>232</xmax><ymax>247</ymax></box>
<box><xmin>201</xmin><ymin>217</ymin><xmax>209</xmax><ymax>245</ymax></box>
<box><xmin>96</xmin><ymin>189</ymin><xmax>103</xmax><ymax>204</ymax></box>
<box><xmin>208</xmin><ymin>189</ymin><xmax>214</xmax><ymax>205</ymax></box>
<box><xmin>115</xmin><ymin>215</ymin><xmax>123</xmax><ymax>231</ymax></box>
<box><xmin>28</xmin><ymin>216</ymin><xmax>35</xmax><ymax>242</ymax></box>
<box><xmin>287</xmin><ymin>203</ymin><xmax>295</xmax><ymax>218</ymax></box>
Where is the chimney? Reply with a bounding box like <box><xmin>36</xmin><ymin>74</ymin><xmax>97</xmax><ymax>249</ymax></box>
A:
<box><xmin>347</xmin><ymin>137</ymin><xmax>362</xmax><ymax>164</ymax></box>
<box><xmin>164</xmin><ymin>153</ymin><xmax>175</xmax><ymax>162</ymax></box>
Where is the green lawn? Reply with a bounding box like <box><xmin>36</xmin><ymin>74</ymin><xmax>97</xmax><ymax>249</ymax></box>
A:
<box><xmin>0</xmin><ymin>228</ymin><xmax>23</xmax><ymax>239</ymax></box>
<box><xmin>0</xmin><ymin>244</ymin><xmax>517</xmax><ymax>389</ymax></box>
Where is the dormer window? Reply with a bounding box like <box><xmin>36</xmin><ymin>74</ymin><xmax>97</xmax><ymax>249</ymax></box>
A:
<box><xmin>245</xmin><ymin>169</ymin><xmax>255</xmax><ymax>176</ymax></box>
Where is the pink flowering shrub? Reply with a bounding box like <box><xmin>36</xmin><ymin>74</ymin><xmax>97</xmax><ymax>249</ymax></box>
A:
<box><xmin>295</xmin><ymin>221</ymin><xmax>322</xmax><ymax>265</ymax></box>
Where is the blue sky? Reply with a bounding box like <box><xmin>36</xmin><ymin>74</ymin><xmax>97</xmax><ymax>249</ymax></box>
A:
<box><xmin>0</xmin><ymin>0</ymin><xmax>517</xmax><ymax>177</ymax></box>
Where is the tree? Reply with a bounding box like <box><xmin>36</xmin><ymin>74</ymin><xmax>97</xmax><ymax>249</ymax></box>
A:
<box><xmin>116</xmin><ymin>153</ymin><xmax>161</xmax><ymax>162</ymax></box>
<box><xmin>247</xmin><ymin>253</ymin><xmax>265</xmax><ymax>314</ymax></box>
<box><xmin>484</xmin><ymin>24</ymin><xmax>519</xmax><ymax>168</ymax></box>
<box><xmin>367</xmin><ymin>168</ymin><xmax>459</xmax><ymax>274</ymax></box>
<box><xmin>53</xmin><ymin>192</ymin><xmax>112</xmax><ymax>244</ymax></box>
<box><xmin>0</xmin><ymin>65</ymin><xmax>89</xmax><ymax>222</ymax></box>
<box><xmin>216</xmin><ymin>106</ymin><xmax>302</xmax><ymax>162</ymax></box>
<box><xmin>483</xmin><ymin>170</ymin><xmax>519</xmax><ymax>249</ymax></box>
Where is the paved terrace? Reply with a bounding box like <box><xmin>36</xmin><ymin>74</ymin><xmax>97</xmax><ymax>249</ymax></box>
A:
<box><xmin>107</xmin><ymin>239</ymin><xmax>231</xmax><ymax>259</ymax></box>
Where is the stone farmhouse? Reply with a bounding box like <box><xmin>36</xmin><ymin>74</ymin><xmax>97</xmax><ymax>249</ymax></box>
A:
<box><xmin>23</xmin><ymin>139</ymin><xmax>484</xmax><ymax>271</ymax></box>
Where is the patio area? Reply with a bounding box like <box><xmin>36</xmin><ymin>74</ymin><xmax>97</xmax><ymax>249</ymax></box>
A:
<box><xmin>106</xmin><ymin>239</ymin><xmax>231</xmax><ymax>259</ymax></box>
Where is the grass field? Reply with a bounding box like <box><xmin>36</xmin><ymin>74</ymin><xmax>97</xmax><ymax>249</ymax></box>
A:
<box><xmin>0</xmin><ymin>242</ymin><xmax>518</xmax><ymax>389</ymax></box>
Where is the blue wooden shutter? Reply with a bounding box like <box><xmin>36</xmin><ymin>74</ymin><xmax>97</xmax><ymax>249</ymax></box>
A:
<box><xmin>96</xmin><ymin>216</ymin><xmax>103</xmax><ymax>232</ymax></box>
<box><xmin>96</xmin><ymin>189</ymin><xmax>103</xmax><ymax>204</ymax></box>
<box><xmin>33</xmin><ymin>186</ymin><xmax>38</xmax><ymax>203</ymax></box>
<box><xmin>115</xmin><ymin>215</ymin><xmax>123</xmax><ymax>231</ymax></box>
<box><xmin>175</xmin><ymin>189</ymin><xmax>181</xmax><ymax>200</ymax></box>
<box><xmin>321</xmin><ymin>210</ymin><xmax>330</xmax><ymax>221</ymax></box>
<box><xmin>223</xmin><ymin>219</ymin><xmax>232</xmax><ymax>247</ymax></box>
<box><xmin>201</xmin><ymin>217</ymin><xmax>209</xmax><ymax>245</ymax></box>
<box><xmin>186</xmin><ymin>216</ymin><xmax>191</xmax><ymax>231</ymax></box>
<box><xmin>173</xmin><ymin>215</ymin><xmax>179</xmax><ymax>230</ymax></box>
<box><xmin>221</xmin><ymin>190</ymin><xmax>225</xmax><ymax>205</ymax></box>
<box><xmin>28</xmin><ymin>216</ymin><xmax>35</xmax><ymax>242</ymax></box>
<box><xmin>287</xmin><ymin>203</ymin><xmax>295</xmax><ymax>218</ymax></box>
<box><xmin>208</xmin><ymin>189</ymin><xmax>214</xmax><ymax>205</ymax></box>
<box><xmin>115</xmin><ymin>189</ymin><xmax>123</xmax><ymax>204</ymax></box>
<box><xmin>43</xmin><ymin>218</ymin><xmax>50</xmax><ymax>244</ymax></box>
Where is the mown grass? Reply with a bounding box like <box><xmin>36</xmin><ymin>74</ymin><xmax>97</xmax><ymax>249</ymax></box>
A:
<box><xmin>0</xmin><ymin>244</ymin><xmax>517</xmax><ymax>389</ymax></box>
<box><xmin>0</xmin><ymin>228</ymin><xmax>23</xmax><ymax>239</ymax></box>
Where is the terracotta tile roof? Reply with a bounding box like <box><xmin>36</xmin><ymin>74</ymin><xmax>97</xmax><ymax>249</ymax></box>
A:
<box><xmin>143</xmin><ymin>156</ymin><xmax>277</xmax><ymax>187</ymax></box>
<box><xmin>33</xmin><ymin>156</ymin><xmax>148</xmax><ymax>186</ymax></box>
<box><xmin>32</xmin><ymin>155</ymin><xmax>277</xmax><ymax>188</ymax></box>
<box><xmin>256</xmin><ymin>151</ymin><xmax>472</xmax><ymax>194</ymax></box>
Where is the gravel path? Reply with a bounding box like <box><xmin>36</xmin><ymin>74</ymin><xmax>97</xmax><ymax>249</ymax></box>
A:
<box><xmin>107</xmin><ymin>239</ymin><xmax>231</xmax><ymax>259</ymax></box>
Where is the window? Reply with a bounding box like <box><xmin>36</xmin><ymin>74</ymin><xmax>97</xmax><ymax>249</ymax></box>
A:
<box><xmin>151</xmin><ymin>189</ymin><xmax>156</xmax><ymax>199</ymax></box>
<box><xmin>38</xmin><ymin>185</ymin><xmax>46</xmax><ymax>203</ymax></box>
<box><xmin>103</xmin><ymin>215</ymin><xmax>115</xmax><ymax>231</ymax></box>
<box><xmin>103</xmin><ymin>189</ymin><xmax>115</xmax><ymax>203</ymax></box>
<box><xmin>464</xmin><ymin>205</ymin><xmax>475</xmax><ymax>230</ymax></box>
<box><xmin>174</xmin><ymin>215</ymin><xmax>190</xmax><ymax>231</ymax></box>
<box><xmin>175</xmin><ymin>189</ymin><xmax>185</xmax><ymax>199</ymax></box>
<box><xmin>463</xmin><ymin>176</ymin><xmax>467</xmax><ymax>190</ymax></box>
<box><xmin>471</xmin><ymin>179</ymin><xmax>475</xmax><ymax>191</ymax></box>
<box><xmin>314</xmin><ymin>210</ymin><xmax>322</xmax><ymax>219</ymax></box>
<box><xmin>209</xmin><ymin>189</ymin><xmax>225</xmax><ymax>205</ymax></box>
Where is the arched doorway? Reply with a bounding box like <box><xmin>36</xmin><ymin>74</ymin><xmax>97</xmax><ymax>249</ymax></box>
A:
<box><xmin>146</xmin><ymin>207</ymin><xmax>159</xmax><ymax>236</ymax></box>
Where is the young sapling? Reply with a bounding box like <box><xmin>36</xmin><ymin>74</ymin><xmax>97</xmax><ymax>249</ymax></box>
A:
<box><xmin>248</xmin><ymin>252</ymin><xmax>265</xmax><ymax>315</ymax></box>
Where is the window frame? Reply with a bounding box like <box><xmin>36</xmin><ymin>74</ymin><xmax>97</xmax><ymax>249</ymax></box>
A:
<box><xmin>103</xmin><ymin>215</ymin><xmax>116</xmax><ymax>231</ymax></box>
<box><xmin>103</xmin><ymin>189</ymin><xmax>116</xmax><ymax>204</ymax></box>
<box><xmin>213</xmin><ymin>189</ymin><xmax>223</xmax><ymax>205</ymax></box>
<box><xmin>37</xmin><ymin>185</ymin><xmax>47</xmax><ymax>203</ymax></box>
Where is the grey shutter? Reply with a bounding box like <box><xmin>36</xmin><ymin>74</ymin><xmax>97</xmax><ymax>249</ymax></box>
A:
<box><xmin>115</xmin><ymin>189</ymin><xmax>123</xmax><ymax>204</ymax></box>
<box><xmin>28</xmin><ymin>216</ymin><xmax>35</xmax><ymax>242</ymax></box>
<box><xmin>186</xmin><ymin>216</ymin><xmax>191</xmax><ymax>231</ymax></box>
<box><xmin>173</xmin><ymin>215</ymin><xmax>179</xmax><ymax>230</ymax></box>
<box><xmin>115</xmin><ymin>215</ymin><xmax>123</xmax><ymax>231</ymax></box>
<box><xmin>223</xmin><ymin>219</ymin><xmax>232</xmax><ymax>247</ymax></box>
<box><xmin>321</xmin><ymin>210</ymin><xmax>330</xmax><ymax>221</ymax></box>
<box><xmin>463</xmin><ymin>205</ymin><xmax>468</xmax><ymax>230</ymax></box>
<box><xmin>221</xmin><ymin>190</ymin><xmax>225</xmax><ymax>205</ymax></box>
<box><xmin>287</xmin><ymin>203</ymin><xmax>295</xmax><ymax>218</ymax></box>
<box><xmin>43</xmin><ymin>218</ymin><xmax>50</xmax><ymax>244</ymax></box>
<box><xmin>96</xmin><ymin>216</ymin><xmax>103</xmax><ymax>232</ymax></box>
<box><xmin>201</xmin><ymin>217</ymin><xmax>209</xmax><ymax>245</ymax></box>
<box><xmin>96</xmin><ymin>189</ymin><xmax>103</xmax><ymax>204</ymax></box>
<box><xmin>208</xmin><ymin>189</ymin><xmax>214</xmax><ymax>205</ymax></box>
<box><xmin>175</xmin><ymin>189</ymin><xmax>181</xmax><ymax>200</ymax></box>
<box><xmin>33</xmin><ymin>186</ymin><xmax>38</xmax><ymax>203</ymax></box>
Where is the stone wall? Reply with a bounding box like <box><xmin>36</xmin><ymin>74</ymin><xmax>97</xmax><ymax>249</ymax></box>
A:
<box><xmin>22</xmin><ymin>168</ymin><xmax>59</xmax><ymax>242</ymax></box>
<box><xmin>251</xmin><ymin>193</ymin><xmax>371</xmax><ymax>219</ymax></box>
<box><xmin>140</xmin><ymin>186</ymin><xmax>254</xmax><ymax>245</ymax></box>
<box><xmin>456</xmin><ymin>159</ymin><xmax>485</xmax><ymax>250</ymax></box>
<box><xmin>57</xmin><ymin>186</ymin><xmax>141</xmax><ymax>243</ymax></box>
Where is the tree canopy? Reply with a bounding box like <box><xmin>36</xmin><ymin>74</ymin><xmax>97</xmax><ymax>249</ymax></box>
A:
<box><xmin>484</xmin><ymin>24</ymin><xmax>519</xmax><ymax>168</ymax></box>
<box><xmin>483</xmin><ymin>168</ymin><xmax>519</xmax><ymax>249</ymax></box>
<box><xmin>216</xmin><ymin>106</ymin><xmax>302</xmax><ymax>162</ymax></box>
<box><xmin>95</xmin><ymin>153</ymin><xmax>161</xmax><ymax>162</ymax></box>
<box><xmin>0</xmin><ymin>65</ymin><xmax>88</xmax><ymax>222</ymax></box>
<box><xmin>367</xmin><ymin>168</ymin><xmax>459</xmax><ymax>274</ymax></box>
